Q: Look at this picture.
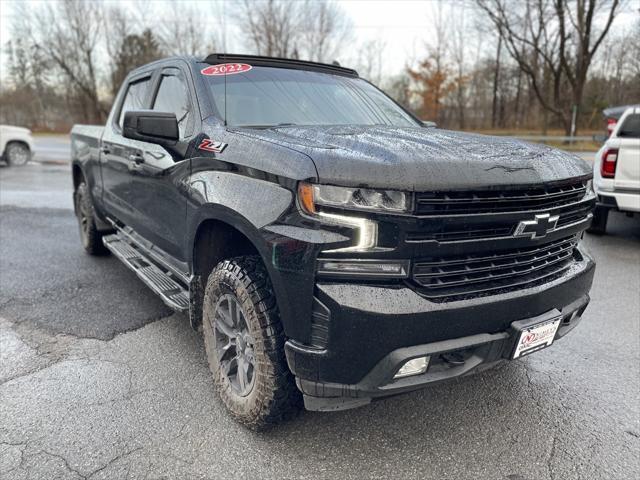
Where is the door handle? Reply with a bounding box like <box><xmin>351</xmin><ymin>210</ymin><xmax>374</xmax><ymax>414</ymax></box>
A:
<box><xmin>100</xmin><ymin>145</ymin><xmax>111</xmax><ymax>155</ymax></box>
<box><xmin>129</xmin><ymin>153</ymin><xmax>144</xmax><ymax>164</ymax></box>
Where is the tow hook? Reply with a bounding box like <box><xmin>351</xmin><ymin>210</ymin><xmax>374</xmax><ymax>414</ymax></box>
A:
<box><xmin>441</xmin><ymin>351</ymin><xmax>466</xmax><ymax>366</ymax></box>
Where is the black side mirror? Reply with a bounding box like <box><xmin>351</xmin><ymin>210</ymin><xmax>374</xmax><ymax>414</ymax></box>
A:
<box><xmin>123</xmin><ymin>110</ymin><xmax>179</xmax><ymax>146</ymax></box>
<box><xmin>421</xmin><ymin>120</ymin><xmax>437</xmax><ymax>128</ymax></box>
<box><xmin>122</xmin><ymin>110</ymin><xmax>187</xmax><ymax>160</ymax></box>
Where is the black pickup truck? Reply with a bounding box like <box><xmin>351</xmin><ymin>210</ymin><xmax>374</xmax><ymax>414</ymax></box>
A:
<box><xmin>71</xmin><ymin>54</ymin><xmax>595</xmax><ymax>428</ymax></box>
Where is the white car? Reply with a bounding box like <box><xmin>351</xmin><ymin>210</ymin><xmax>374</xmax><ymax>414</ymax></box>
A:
<box><xmin>590</xmin><ymin>106</ymin><xmax>640</xmax><ymax>234</ymax></box>
<box><xmin>0</xmin><ymin>125</ymin><xmax>34</xmax><ymax>166</ymax></box>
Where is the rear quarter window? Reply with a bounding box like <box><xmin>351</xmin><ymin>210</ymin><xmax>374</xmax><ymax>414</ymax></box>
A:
<box><xmin>618</xmin><ymin>113</ymin><xmax>640</xmax><ymax>139</ymax></box>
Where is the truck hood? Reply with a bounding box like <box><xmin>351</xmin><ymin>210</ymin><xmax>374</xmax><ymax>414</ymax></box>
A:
<box><xmin>233</xmin><ymin>125</ymin><xmax>591</xmax><ymax>191</ymax></box>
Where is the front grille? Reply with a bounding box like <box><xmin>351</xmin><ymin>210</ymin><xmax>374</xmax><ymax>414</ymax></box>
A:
<box><xmin>407</xmin><ymin>179</ymin><xmax>593</xmax><ymax>243</ymax></box>
<box><xmin>415</xmin><ymin>180</ymin><xmax>587</xmax><ymax>215</ymax></box>
<box><xmin>556</xmin><ymin>202</ymin><xmax>593</xmax><ymax>228</ymax></box>
<box><xmin>406</xmin><ymin>225</ymin><xmax>513</xmax><ymax>243</ymax></box>
<box><xmin>412</xmin><ymin>235</ymin><xmax>578</xmax><ymax>300</ymax></box>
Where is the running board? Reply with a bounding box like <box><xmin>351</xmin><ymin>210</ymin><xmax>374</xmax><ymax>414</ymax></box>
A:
<box><xmin>103</xmin><ymin>233</ymin><xmax>190</xmax><ymax>312</ymax></box>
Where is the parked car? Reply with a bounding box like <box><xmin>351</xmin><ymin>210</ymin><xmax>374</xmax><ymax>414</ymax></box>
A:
<box><xmin>0</xmin><ymin>125</ymin><xmax>33</xmax><ymax>166</ymax></box>
<box><xmin>70</xmin><ymin>54</ymin><xmax>596</xmax><ymax>428</ymax></box>
<box><xmin>589</xmin><ymin>106</ymin><xmax>640</xmax><ymax>234</ymax></box>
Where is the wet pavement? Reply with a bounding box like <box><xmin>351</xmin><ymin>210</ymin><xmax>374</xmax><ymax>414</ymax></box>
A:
<box><xmin>31</xmin><ymin>134</ymin><xmax>71</xmax><ymax>165</ymax></box>
<box><xmin>0</xmin><ymin>161</ymin><xmax>638</xmax><ymax>479</ymax></box>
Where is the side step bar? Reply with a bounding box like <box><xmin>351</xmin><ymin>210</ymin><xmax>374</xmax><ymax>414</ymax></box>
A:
<box><xmin>103</xmin><ymin>233</ymin><xmax>190</xmax><ymax>312</ymax></box>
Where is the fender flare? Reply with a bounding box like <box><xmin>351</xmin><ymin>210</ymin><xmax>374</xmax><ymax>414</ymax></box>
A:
<box><xmin>187</xmin><ymin>204</ymin><xmax>302</xmax><ymax>339</ymax></box>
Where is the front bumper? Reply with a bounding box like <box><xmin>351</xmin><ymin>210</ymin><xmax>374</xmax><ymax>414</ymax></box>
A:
<box><xmin>285</xmin><ymin>247</ymin><xmax>595</xmax><ymax>411</ymax></box>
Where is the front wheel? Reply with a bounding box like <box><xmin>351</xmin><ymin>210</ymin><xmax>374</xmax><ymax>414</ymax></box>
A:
<box><xmin>5</xmin><ymin>142</ymin><xmax>30</xmax><ymax>166</ymax></box>
<box><xmin>202</xmin><ymin>256</ymin><xmax>301</xmax><ymax>429</ymax></box>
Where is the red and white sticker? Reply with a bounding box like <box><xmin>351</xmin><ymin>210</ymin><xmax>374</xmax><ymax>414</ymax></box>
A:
<box><xmin>201</xmin><ymin>63</ymin><xmax>252</xmax><ymax>76</ymax></box>
<box><xmin>198</xmin><ymin>139</ymin><xmax>227</xmax><ymax>153</ymax></box>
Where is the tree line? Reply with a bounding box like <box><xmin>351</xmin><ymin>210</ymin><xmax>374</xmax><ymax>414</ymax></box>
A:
<box><xmin>1</xmin><ymin>0</ymin><xmax>637</xmax><ymax>135</ymax></box>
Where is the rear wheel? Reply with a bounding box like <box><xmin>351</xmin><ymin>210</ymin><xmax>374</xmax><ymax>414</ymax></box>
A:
<box><xmin>5</xmin><ymin>142</ymin><xmax>30</xmax><ymax>166</ymax></box>
<box><xmin>75</xmin><ymin>182</ymin><xmax>108</xmax><ymax>255</ymax></box>
<box><xmin>202</xmin><ymin>256</ymin><xmax>301</xmax><ymax>429</ymax></box>
<box><xmin>587</xmin><ymin>205</ymin><xmax>609</xmax><ymax>235</ymax></box>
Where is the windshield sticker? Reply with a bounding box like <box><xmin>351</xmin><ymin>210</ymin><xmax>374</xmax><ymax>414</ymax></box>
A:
<box><xmin>198</xmin><ymin>139</ymin><xmax>227</xmax><ymax>153</ymax></box>
<box><xmin>201</xmin><ymin>63</ymin><xmax>252</xmax><ymax>76</ymax></box>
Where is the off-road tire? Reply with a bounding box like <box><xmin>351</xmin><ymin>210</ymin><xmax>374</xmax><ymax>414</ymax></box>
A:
<box><xmin>202</xmin><ymin>256</ymin><xmax>301</xmax><ymax>429</ymax></box>
<box><xmin>5</xmin><ymin>142</ymin><xmax>30</xmax><ymax>166</ymax></box>
<box><xmin>75</xmin><ymin>182</ymin><xmax>108</xmax><ymax>255</ymax></box>
<box><xmin>587</xmin><ymin>205</ymin><xmax>609</xmax><ymax>235</ymax></box>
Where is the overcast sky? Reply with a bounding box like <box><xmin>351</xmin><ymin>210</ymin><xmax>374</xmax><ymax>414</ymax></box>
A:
<box><xmin>0</xmin><ymin>0</ymin><xmax>638</xmax><ymax>82</ymax></box>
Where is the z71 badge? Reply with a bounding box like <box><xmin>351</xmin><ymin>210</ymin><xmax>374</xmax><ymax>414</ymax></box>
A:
<box><xmin>198</xmin><ymin>139</ymin><xmax>227</xmax><ymax>153</ymax></box>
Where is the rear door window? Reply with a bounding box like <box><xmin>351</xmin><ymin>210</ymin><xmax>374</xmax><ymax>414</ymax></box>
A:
<box><xmin>152</xmin><ymin>72</ymin><xmax>193</xmax><ymax>139</ymax></box>
<box><xmin>117</xmin><ymin>77</ymin><xmax>151</xmax><ymax>129</ymax></box>
<box><xmin>618</xmin><ymin>114</ymin><xmax>640</xmax><ymax>138</ymax></box>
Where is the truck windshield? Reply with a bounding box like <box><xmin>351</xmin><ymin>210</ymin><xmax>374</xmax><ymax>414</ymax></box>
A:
<box><xmin>203</xmin><ymin>65</ymin><xmax>419</xmax><ymax>128</ymax></box>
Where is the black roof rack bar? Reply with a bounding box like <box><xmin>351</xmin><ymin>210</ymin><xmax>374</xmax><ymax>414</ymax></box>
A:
<box><xmin>202</xmin><ymin>53</ymin><xmax>359</xmax><ymax>77</ymax></box>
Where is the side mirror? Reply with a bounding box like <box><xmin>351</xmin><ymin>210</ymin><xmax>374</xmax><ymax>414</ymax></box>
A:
<box><xmin>421</xmin><ymin>120</ymin><xmax>437</xmax><ymax>128</ymax></box>
<box><xmin>123</xmin><ymin>110</ymin><xmax>179</xmax><ymax>147</ymax></box>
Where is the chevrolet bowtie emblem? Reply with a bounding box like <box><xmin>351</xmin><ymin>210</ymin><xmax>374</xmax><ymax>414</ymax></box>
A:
<box><xmin>514</xmin><ymin>213</ymin><xmax>559</xmax><ymax>239</ymax></box>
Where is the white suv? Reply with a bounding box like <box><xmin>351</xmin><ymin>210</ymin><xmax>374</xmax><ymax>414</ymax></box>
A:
<box><xmin>0</xmin><ymin>125</ymin><xmax>34</xmax><ymax>166</ymax></box>
<box><xmin>589</xmin><ymin>106</ymin><xmax>640</xmax><ymax>234</ymax></box>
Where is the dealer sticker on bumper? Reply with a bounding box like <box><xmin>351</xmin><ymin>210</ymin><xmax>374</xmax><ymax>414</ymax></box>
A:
<box><xmin>513</xmin><ymin>318</ymin><xmax>561</xmax><ymax>359</ymax></box>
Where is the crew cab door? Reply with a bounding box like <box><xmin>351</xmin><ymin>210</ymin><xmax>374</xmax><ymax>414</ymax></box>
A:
<box><xmin>100</xmin><ymin>65</ymin><xmax>193</xmax><ymax>265</ymax></box>
<box><xmin>120</xmin><ymin>65</ymin><xmax>197</xmax><ymax>263</ymax></box>
<box><xmin>100</xmin><ymin>72</ymin><xmax>154</xmax><ymax>229</ymax></box>
<box><xmin>613</xmin><ymin>110</ymin><xmax>640</xmax><ymax>192</ymax></box>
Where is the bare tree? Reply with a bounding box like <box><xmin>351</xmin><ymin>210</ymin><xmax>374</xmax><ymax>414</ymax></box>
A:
<box><xmin>355</xmin><ymin>39</ymin><xmax>386</xmax><ymax>85</ymax></box>
<box><xmin>299</xmin><ymin>1</ymin><xmax>351</xmax><ymax>63</ymax></box>
<box><xmin>238</xmin><ymin>0</ymin><xmax>350</xmax><ymax>62</ymax></box>
<box><xmin>477</xmin><ymin>0</ymin><xmax>622</xmax><ymax>134</ymax></box>
<box><xmin>491</xmin><ymin>32</ymin><xmax>502</xmax><ymax>128</ymax></box>
<box><xmin>449</xmin><ymin>4</ymin><xmax>472</xmax><ymax>129</ymax></box>
<box><xmin>104</xmin><ymin>6</ymin><xmax>134</xmax><ymax>95</ymax></box>
<box><xmin>157</xmin><ymin>3</ymin><xmax>217</xmax><ymax>57</ymax></box>
<box><xmin>27</xmin><ymin>0</ymin><xmax>106</xmax><ymax>121</ymax></box>
<box><xmin>239</xmin><ymin>0</ymin><xmax>302</xmax><ymax>58</ymax></box>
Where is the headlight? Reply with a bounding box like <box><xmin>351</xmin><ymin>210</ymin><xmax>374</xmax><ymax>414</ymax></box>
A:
<box><xmin>298</xmin><ymin>183</ymin><xmax>409</xmax><ymax>214</ymax></box>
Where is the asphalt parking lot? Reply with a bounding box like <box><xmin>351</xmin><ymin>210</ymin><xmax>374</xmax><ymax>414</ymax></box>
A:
<box><xmin>1</xmin><ymin>158</ymin><xmax>639</xmax><ymax>479</ymax></box>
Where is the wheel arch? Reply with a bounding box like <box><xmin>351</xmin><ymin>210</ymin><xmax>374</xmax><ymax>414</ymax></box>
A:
<box><xmin>188</xmin><ymin>206</ymin><xmax>295</xmax><ymax>334</ymax></box>
<box><xmin>4</xmin><ymin>139</ymin><xmax>31</xmax><ymax>152</ymax></box>
<box><xmin>191</xmin><ymin>217</ymin><xmax>261</xmax><ymax>278</ymax></box>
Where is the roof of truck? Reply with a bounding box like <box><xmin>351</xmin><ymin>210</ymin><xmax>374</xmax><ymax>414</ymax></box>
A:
<box><xmin>202</xmin><ymin>53</ymin><xmax>359</xmax><ymax>78</ymax></box>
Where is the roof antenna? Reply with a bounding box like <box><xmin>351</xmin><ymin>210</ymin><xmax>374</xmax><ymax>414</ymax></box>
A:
<box><xmin>224</xmin><ymin>60</ymin><xmax>227</xmax><ymax>127</ymax></box>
